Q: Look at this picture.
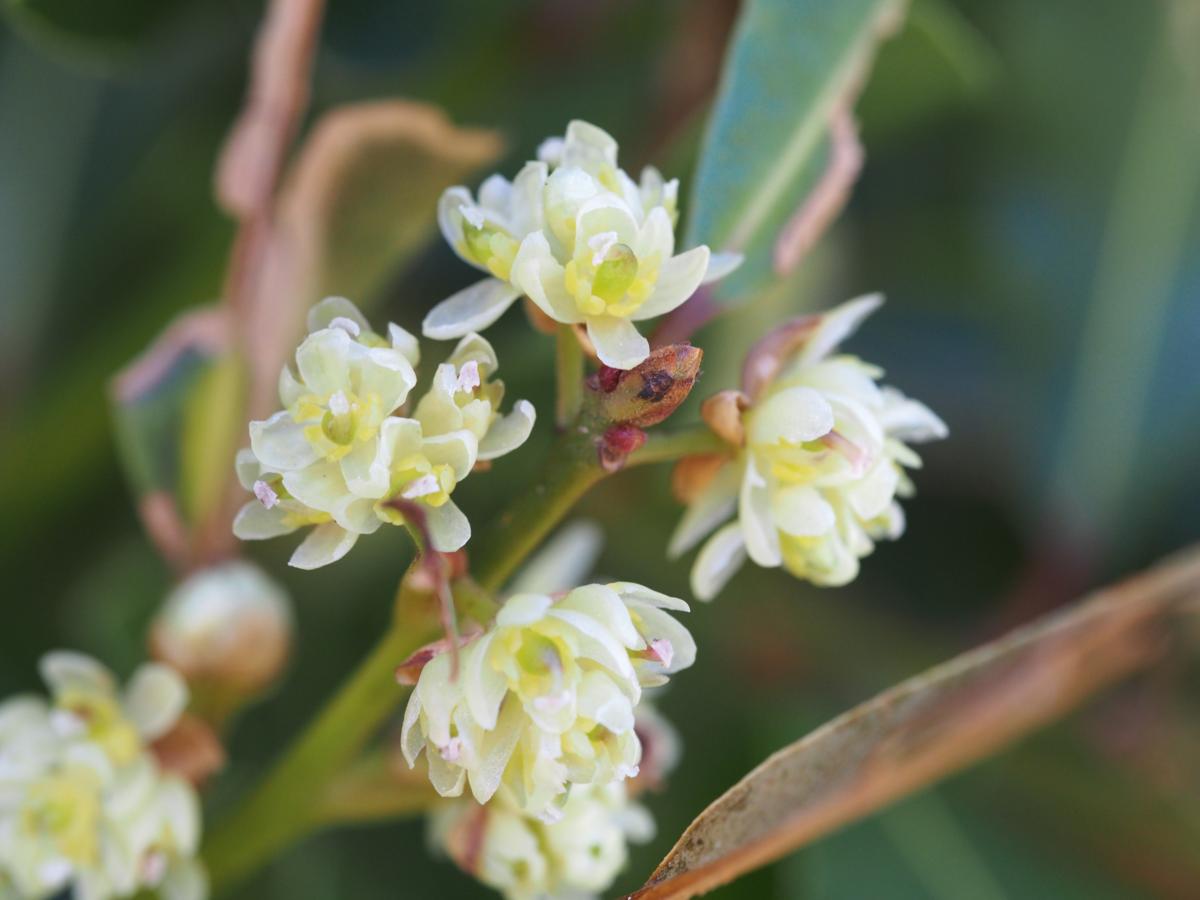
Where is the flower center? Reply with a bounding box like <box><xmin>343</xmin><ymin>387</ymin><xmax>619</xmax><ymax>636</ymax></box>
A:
<box><xmin>463</xmin><ymin>220</ymin><xmax>519</xmax><ymax>280</ymax></box>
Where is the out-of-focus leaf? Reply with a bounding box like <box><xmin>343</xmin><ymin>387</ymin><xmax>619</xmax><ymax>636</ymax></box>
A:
<box><xmin>242</xmin><ymin>99</ymin><xmax>503</xmax><ymax>417</ymax></box>
<box><xmin>629</xmin><ymin>545</ymin><xmax>1200</xmax><ymax>899</ymax></box>
<box><xmin>179</xmin><ymin>348</ymin><xmax>245</xmax><ymax>527</ymax></box>
<box><xmin>859</xmin><ymin>0</ymin><xmax>999</xmax><ymax>142</ymax></box>
<box><xmin>109</xmin><ymin>307</ymin><xmax>239</xmax><ymax>566</ymax></box>
<box><xmin>683</xmin><ymin>0</ymin><xmax>907</xmax><ymax>304</ymax></box>
<box><xmin>2</xmin><ymin>0</ymin><xmax>193</xmax><ymax>60</ymax></box>
<box><xmin>277</xmin><ymin>99</ymin><xmax>503</xmax><ymax>306</ymax></box>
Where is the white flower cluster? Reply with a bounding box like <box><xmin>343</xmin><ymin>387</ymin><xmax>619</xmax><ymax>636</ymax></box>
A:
<box><xmin>670</xmin><ymin>296</ymin><xmax>948</xmax><ymax>599</ymax></box>
<box><xmin>234</xmin><ymin>297</ymin><xmax>535</xmax><ymax>568</ymax></box>
<box><xmin>401</xmin><ymin>583</ymin><xmax>694</xmax><ymax>823</ymax></box>
<box><xmin>430</xmin><ymin>782</ymin><xmax>653</xmax><ymax>900</ymax></box>
<box><xmin>0</xmin><ymin>653</ymin><xmax>204</xmax><ymax>900</ymax></box>
<box><xmin>424</xmin><ymin>120</ymin><xmax>740</xmax><ymax>370</ymax></box>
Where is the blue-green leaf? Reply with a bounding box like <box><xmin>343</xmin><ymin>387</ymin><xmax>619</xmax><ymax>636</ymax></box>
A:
<box><xmin>685</xmin><ymin>0</ymin><xmax>908</xmax><ymax>305</ymax></box>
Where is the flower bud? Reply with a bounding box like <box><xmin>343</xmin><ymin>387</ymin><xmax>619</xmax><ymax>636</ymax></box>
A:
<box><xmin>150</xmin><ymin>561</ymin><xmax>293</xmax><ymax>700</ymax></box>
<box><xmin>592</xmin><ymin>343</ymin><xmax>703</xmax><ymax>427</ymax></box>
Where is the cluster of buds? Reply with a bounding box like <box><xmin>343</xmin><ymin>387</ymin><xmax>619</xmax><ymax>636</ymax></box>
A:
<box><xmin>233</xmin><ymin>297</ymin><xmax>535</xmax><ymax>568</ymax></box>
<box><xmin>669</xmin><ymin>295</ymin><xmax>947</xmax><ymax>599</ymax></box>
<box><xmin>0</xmin><ymin>654</ymin><xmax>205</xmax><ymax>900</ymax></box>
<box><xmin>424</xmin><ymin>120</ymin><xmax>740</xmax><ymax>369</ymax></box>
<box><xmin>400</xmin><ymin>582</ymin><xmax>694</xmax><ymax>823</ymax></box>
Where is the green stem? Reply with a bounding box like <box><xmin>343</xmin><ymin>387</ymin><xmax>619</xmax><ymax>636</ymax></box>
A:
<box><xmin>554</xmin><ymin>324</ymin><xmax>585</xmax><ymax>428</ymax></box>
<box><xmin>471</xmin><ymin>429</ymin><xmax>605</xmax><ymax>592</ymax></box>
<box><xmin>201</xmin><ymin>422</ymin><xmax>717</xmax><ymax>890</ymax></box>
<box><xmin>628</xmin><ymin>425</ymin><xmax>726</xmax><ymax>467</ymax></box>
<box><xmin>201</xmin><ymin>590</ymin><xmax>440</xmax><ymax>892</ymax></box>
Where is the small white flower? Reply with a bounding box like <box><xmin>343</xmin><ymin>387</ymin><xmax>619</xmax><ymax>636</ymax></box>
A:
<box><xmin>424</xmin><ymin>120</ymin><xmax>741</xmax><ymax>370</ymax></box>
<box><xmin>401</xmin><ymin>583</ymin><xmax>694</xmax><ymax>821</ymax></box>
<box><xmin>234</xmin><ymin>299</ymin><xmax>535</xmax><ymax>568</ymax></box>
<box><xmin>671</xmin><ymin>295</ymin><xmax>948</xmax><ymax>600</ymax></box>
<box><xmin>430</xmin><ymin>782</ymin><xmax>653</xmax><ymax>900</ymax></box>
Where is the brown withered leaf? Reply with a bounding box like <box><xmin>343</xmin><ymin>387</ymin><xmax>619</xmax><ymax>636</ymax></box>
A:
<box><xmin>627</xmin><ymin>544</ymin><xmax>1200</xmax><ymax>900</ymax></box>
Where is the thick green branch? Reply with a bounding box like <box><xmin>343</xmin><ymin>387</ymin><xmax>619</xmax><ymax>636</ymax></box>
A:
<box><xmin>555</xmin><ymin>325</ymin><xmax>585</xmax><ymax>428</ymax></box>
<box><xmin>201</xmin><ymin>587</ymin><xmax>440</xmax><ymax>891</ymax></box>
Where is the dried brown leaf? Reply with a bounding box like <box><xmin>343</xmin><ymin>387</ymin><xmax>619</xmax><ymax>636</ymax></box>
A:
<box><xmin>628</xmin><ymin>545</ymin><xmax>1200</xmax><ymax>899</ymax></box>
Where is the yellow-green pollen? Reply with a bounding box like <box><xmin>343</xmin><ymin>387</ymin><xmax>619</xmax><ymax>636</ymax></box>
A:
<box><xmin>463</xmin><ymin>221</ymin><xmax>519</xmax><ymax>280</ymax></box>
<box><xmin>565</xmin><ymin>242</ymin><xmax>660</xmax><ymax>318</ymax></box>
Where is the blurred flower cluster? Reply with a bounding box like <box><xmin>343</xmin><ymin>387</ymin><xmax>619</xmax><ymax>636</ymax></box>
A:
<box><xmin>0</xmin><ymin>654</ymin><xmax>204</xmax><ymax>900</ymax></box>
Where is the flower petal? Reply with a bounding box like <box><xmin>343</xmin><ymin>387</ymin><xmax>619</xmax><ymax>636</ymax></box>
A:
<box><xmin>123</xmin><ymin>664</ymin><xmax>187</xmax><ymax>741</ymax></box>
<box><xmin>586</xmin><ymin>316</ymin><xmax>650</xmax><ymax>370</ymax></box>
<box><xmin>630</xmin><ymin>245</ymin><xmax>710</xmax><ymax>321</ymax></box>
<box><xmin>295</xmin><ymin>327</ymin><xmax>354</xmax><ymax>396</ymax></box>
<box><xmin>739</xmin><ymin>457</ymin><xmax>781</xmax><ymax>567</ymax></box>
<box><xmin>339</xmin><ymin>435</ymin><xmax>390</xmax><ymax>499</ymax></box>
<box><xmin>423</xmin><ymin>431</ymin><xmax>479</xmax><ymax>481</ymax></box>
<box><xmin>233</xmin><ymin>501</ymin><xmax>296</xmax><ymax>540</ymax></box>
<box><xmin>772</xmin><ymin>484</ymin><xmax>836</xmax><ymax>537</ymax></box>
<box><xmin>690</xmin><ymin>522</ymin><xmax>747</xmax><ymax>602</ymax></box>
<box><xmin>249</xmin><ymin>411</ymin><xmax>319</xmax><ymax>471</ymax></box>
<box><xmin>496</xmin><ymin>593</ymin><xmax>554</xmax><ymax>627</ymax></box>
<box><xmin>357</xmin><ymin>347</ymin><xmax>417</xmax><ymax>413</ymax></box>
<box><xmin>307</xmin><ymin>296</ymin><xmax>370</xmax><ymax>335</ymax></box>
<box><xmin>575</xmin><ymin>194</ymin><xmax>639</xmax><ymax>251</ymax></box>
<box><xmin>478</xmin><ymin>399</ymin><xmax>536</xmax><ymax>461</ymax></box>
<box><xmin>511</xmin><ymin>232</ymin><xmax>583</xmax><ymax>323</ymax></box>
<box><xmin>633</xmin><ymin>206</ymin><xmax>674</xmax><ymax>261</ymax></box>
<box><xmin>797</xmin><ymin>293</ymin><xmax>883</xmax><ymax>368</ymax></box>
<box><xmin>288</xmin><ymin>523</ymin><xmax>358</xmax><ymax>569</ymax></box>
<box><xmin>747</xmin><ymin>385</ymin><xmax>834</xmax><ymax>446</ymax></box>
<box><xmin>438</xmin><ymin>186</ymin><xmax>482</xmax><ymax>269</ymax></box>
<box><xmin>282</xmin><ymin>462</ymin><xmax>348</xmax><ymax>515</ymax></box>
<box><xmin>667</xmin><ymin>461</ymin><xmax>740</xmax><ymax>557</ymax></box>
<box><xmin>423</xmin><ymin>278</ymin><xmax>522</xmax><ymax>340</ymax></box>
<box><xmin>562</xmin><ymin>119</ymin><xmax>619</xmax><ymax>171</ymax></box>
<box><xmin>701</xmin><ymin>251</ymin><xmax>744</xmax><ymax>285</ymax></box>
<box><xmin>425</xmin><ymin>499</ymin><xmax>471</xmax><ymax>552</ymax></box>
<box><xmin>40</xmin><ymin>651</ymin><xmax>115</xmax><ymax>696</ymax></box>
<box><xmin>462</xmin><ymin>634</ymin><xmax>507</xmax><ymax>730</ymax></box>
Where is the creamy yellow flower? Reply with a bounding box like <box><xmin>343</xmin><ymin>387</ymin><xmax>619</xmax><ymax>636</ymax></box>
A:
<box><xmin>424</xmin><ymin>120</ymin><xmax>740</xmax><ymax>370</ymax></box>
<box><xmin>670</xmin><ymin>296</ymin><xmax>948</xmax><ymax>599</ymax></box>
<box><xmin>235</xmin><ymin>299</ymin><xmax>535</xmax><ymax>567</ymax></box>
<box><xmin>401</xmin><ymin>583</ymin><xmax>694</xmax><ymax>821</ymax></box>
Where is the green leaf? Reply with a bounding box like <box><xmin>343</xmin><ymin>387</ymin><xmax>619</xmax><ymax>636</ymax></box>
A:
<box><xmin>109</xmin><ymin>307</ymin><xmax>240</xmax><ymax>561</ymax></box>
<box><xmin>685</xmin><ymin>0</ymin><xmax>907</xmax><ymax>305</ymax></box>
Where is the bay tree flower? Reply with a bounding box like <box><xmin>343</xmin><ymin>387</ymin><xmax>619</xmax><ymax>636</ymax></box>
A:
<box><xmin>234</xmin><ymin>298</ymin><xmax>535</xmax><ymax>568</ymax></box>
<box><xmin>424</xmin><ymin>120</ymin><xmax>740</xmax><ymax>370</ymax></box>
<box><xmin>0</xmin><ymin>654</ymin><xmax>205</xmax><ymax>900</ymax></box>
<box><xmin>430</xmin><ymin>782</ymin><xmax>653</xmax><ymax>900</ymax></box>
<box><xmin>669</xmin><ymin>295</ymin><xmax>948</xmax><ymax>600</ymax></box>
<box><xmin>400</xmin><ymin>583</ymin><xmax>694</xmax><ymax>822</ymax></box>
<box><xmin>37</xmin><ymin>653</ymin><xmax>187</xmax><ymax>769</ymax></box>
<box><xmin>149</xmin><ymin>561</ymin><xmax>293</xmax><ymax>699</ymax></box>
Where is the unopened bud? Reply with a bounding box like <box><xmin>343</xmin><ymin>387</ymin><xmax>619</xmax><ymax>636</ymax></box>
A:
<box><xmin>593</xmin><ymin>343</ymin><xmax>702</xmax><ymax>427</ymax></box>
<box><xmin>151</xmin><ymin>712</ymin><xmax>226</xmax><ymax>787</ymax></box>
<box><xmin>671</xmin><ymin>453</ymin><xmax>730</xmax><ymax>504</ymax></box>
<box><xmin>700</xmin><ymin>389</ymin><xmax>749</xmax><ymax>447</ymax></box>
<box><xmin>598</xmin><ymin>424</ymin><xmax>646</xmax><ymax>472</ymax></box>
<box><xmin>150</xmin><ymin>561</ymin><xmax>293</xmax><ymax>700</ymax></box>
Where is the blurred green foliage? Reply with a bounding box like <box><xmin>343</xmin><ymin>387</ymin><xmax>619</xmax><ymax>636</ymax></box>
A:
<box><xmin>1</xmin><ymin>0</ymin><xmax>1198</xmax><ymax>897</ymax></box>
